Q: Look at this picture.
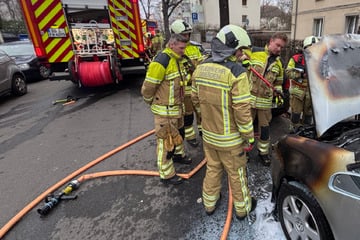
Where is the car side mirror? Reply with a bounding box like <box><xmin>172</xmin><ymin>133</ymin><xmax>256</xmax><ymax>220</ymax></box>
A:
<box><xmin>329</xmin><ymin>172</ymin><xmax>360</xmax><ymax>201</ymax></box>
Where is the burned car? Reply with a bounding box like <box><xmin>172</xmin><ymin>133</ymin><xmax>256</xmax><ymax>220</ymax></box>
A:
<box><xmin>272</xmin><ymin>34</ymin><xmax>360</xmax><ymax>240</ymax></box>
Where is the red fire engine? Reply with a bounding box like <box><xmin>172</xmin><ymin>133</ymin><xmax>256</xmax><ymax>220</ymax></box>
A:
<box><xmin>19</xmin><ymin>0</ymin><xmax>146</xmax><ymax>87</ymax></box>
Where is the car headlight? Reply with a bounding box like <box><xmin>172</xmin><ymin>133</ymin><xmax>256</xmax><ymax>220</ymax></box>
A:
<box><xmin>18</xmin><ymin>63</ymin><xmax>30</xmax><ymax>70</ymax></box>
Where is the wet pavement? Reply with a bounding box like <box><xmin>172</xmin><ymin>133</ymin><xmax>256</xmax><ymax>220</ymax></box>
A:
<box><xmin>0</xmin><ymin>79</ymin><xmax>289</xmax><ymax>240</ymax></box>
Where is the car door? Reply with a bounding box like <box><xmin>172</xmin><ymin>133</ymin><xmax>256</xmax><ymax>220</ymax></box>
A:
<box><xmin>0</xmin><ymin>51</ymin><xmax>11</xmax><ymax>94</ymax></box>
<box><xmin>328</xmin><ymin>171</ymin><xmax>360</xmax><ymax>240</ymax></box>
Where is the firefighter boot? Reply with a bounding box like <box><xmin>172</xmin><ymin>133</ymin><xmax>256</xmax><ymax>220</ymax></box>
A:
<box><xmin>259</xmin><ymin>154</ymin><xmax>271</xmax><ymax>166</ymax></box>
<box><xmin>173</xmin><ymin>154</ymin><xmax>192</xmax><ymax>164</ymax></box>
<box><xmin>236</xmin><ymin>198</ymin><xmax>257</xmax><ymax>220</ymax></box>
<box><xmin>205</xmin><ymin>193</ymin><xmax>222</xmax><ymax>216</ymax></box>
<box><xmin>160</xmin><ymin>174</ymin><xmax>184</xmax><ymax>185</ymax></box>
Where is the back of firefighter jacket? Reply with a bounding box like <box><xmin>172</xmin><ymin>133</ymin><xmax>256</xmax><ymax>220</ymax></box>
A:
<box><xmin>191</xmin><ymin>57</ymin><xmax>254</xmax><ymax>150</ymax></box>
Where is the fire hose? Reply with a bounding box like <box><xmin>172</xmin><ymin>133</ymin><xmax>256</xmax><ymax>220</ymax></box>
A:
<box><xmin>0</xmin><ymin>129</ymin><xmax>235</xmax><ymax>240</ymax></box>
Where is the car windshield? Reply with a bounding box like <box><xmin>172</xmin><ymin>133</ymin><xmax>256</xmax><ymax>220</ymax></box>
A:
<box><xmin>0</xmin><ymin>42</ymin><xmax>35</xmax><ymax>56</ymax></box>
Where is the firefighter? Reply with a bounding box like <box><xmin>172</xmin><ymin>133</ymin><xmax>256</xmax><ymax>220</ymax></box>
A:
<box><xmin>141</xmin><ymin>34</ymin><xmax>191</xmax><ymax>185</ymax></box>
<box><xmin>191</xmin><ymin>25</ymin><xmax>256</xmax><ymax>219</ymax></box>
<box><xmin>151</xmin><ymin>30</ymin><xmax>164</xmax><ymax>55</ymax></box>
<box><xmin>170</xmin><ymin>19</ymin><xmax>203</xmax><ymax>147</ymax></box>
<box><xmin>144</xmin><ymin>32</ymin><xmax>154</xmax><ymax>60</ymax></box>
<box><xmin>286</xmin><ymin>36</ymin><xmax>319</xmax><ymax>133</ymax></box>
<box><xmin>248</xmin><ymin>32</ymin><xmax>288</xmax><ymax>166</ymax></box>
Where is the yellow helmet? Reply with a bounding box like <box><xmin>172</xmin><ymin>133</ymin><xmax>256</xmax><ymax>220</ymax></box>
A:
<box><xmin>303</xmin><ymin>36</ymin><xmax>319</xmax><ymax>49</ymax></box>
<box><xmin>216</xmin><ymin>24</ymin><xmax>251</xmax><ymax>49</ymax></box>
<box><xmin>170</xmin><ymin>19</ymin><xmax>193</xmax><ymax>34</ymax></box>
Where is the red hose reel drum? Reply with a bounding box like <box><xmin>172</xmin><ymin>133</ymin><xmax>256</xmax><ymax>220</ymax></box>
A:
<box><xmin>77</xmin><ymin>61</ymin><xmax>114</xmax><ymax>87</ymax></box>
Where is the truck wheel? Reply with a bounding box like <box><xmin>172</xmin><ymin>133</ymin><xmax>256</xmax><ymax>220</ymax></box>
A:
<box><xmin>110</xmin><ymin>56</ymin><xmax>122</xmax><ymax>84</ymax></box>
<box><xmin>68</xmin><ymin>60</ymin><xmax>78</xmax><ymax>85</ymax></box>
<box><xmin>11</xmin><ymin>74</ymin><xmax>27</xmax><ymax>96</ymax></box>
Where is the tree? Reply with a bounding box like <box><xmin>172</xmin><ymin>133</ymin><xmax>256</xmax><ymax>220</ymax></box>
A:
<box><xmin>261</xmin><ymin>0</ymin><xmax>292</xmax><ymax>30</ymax></box>
<box><xmin>0</xmin><ymin>0</ymin><xmax>23</xmax><ymax>21</ymax></box>
<box><xmin>139</xmin><ymin>0</ymin><xmax>153</xmax><ymax>20</ymax></box>
<box><xmin>161</xmin><ymin>0</ymin><xmax>184</xmax><ymax>42</ymax></box>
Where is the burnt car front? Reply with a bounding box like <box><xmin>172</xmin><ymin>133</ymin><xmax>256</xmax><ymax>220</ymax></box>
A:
<box><xmin>272</xmin><ymin>34</ymin><xmax>360</xmax><ymax>240</ymax></box>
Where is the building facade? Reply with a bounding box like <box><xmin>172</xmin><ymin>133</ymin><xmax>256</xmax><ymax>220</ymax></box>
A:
<box><xmin>292</xmin><ymin>0</ymin><xmax>360</xmax><ymax>40</ymax></box>
<box><xmin>201</xmin><ymin>0</ymin><xmax>261</xmax><ymax>30</ymax></box>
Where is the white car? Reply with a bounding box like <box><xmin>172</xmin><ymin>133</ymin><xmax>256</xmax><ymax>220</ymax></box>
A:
<box><xmin>272</xmin><ymin>34</ymin><xmax>360</xmax><ymax>240</ymax></box>
<box><xmin>0</xmin><ymin>49</ymin><xmax>27</xmax><ymax>97</ymax></box>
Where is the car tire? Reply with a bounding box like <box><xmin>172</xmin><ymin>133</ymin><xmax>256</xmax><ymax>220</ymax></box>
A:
<box><xmin>277</xmin><ymin>181</ymin><xmax>334</xmax><ymax>240</ymax></box>
<box><xmin>39</xmin><ymin>64</ymin><xmax>51</xmax><ymax>79</ymax></box>
<box><xmin>11</xmin><ymin>74</ymin><xmax>27</xmax><ymax>96</ymax></box>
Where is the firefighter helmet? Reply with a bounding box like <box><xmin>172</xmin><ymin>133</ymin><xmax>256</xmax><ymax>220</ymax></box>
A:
<box><xmin>170</xmin><ymin>19</ymin><xmax>193</xmax><ymax>34</ymax></box>
<box><xmin>216</xmin><ymin>24</ymin><xmax>251</xmax><ymax>49</ymax></box>
<box><xmin>303</xmin><ymin>36</ymin><xmax>319</xmax><ymax>49</ymax></box>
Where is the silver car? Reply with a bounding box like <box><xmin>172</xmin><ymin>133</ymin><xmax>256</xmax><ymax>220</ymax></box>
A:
<box><xmin>272</xmin><ymin>34</ymin><xmax>360</xmax><ymax>240</ymax></box>
<box><xmin>0</xmin><ymin>49</ymin><xmax>27</xmax><ymax>97</ymax></box>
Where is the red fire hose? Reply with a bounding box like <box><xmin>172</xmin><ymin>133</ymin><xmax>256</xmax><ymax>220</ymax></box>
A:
<box><xmin>249</xmin><ymin>67</ymin><xmax>284</xmax><ymax>98</ymax></box>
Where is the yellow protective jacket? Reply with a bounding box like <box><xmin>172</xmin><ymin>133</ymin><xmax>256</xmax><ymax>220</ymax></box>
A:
<box><xmin>141</xmin><ymin>47</ymin><xmax>186</xmax><ymax>118</ymax></box>
<box><xmin>191</xmin><ymin>56</ymin><xmax>254</xmax><ymax>150</ymax></box>
<box><xmin>182</xmin><ymin>42</ymin><xmax>203</xmax><ymax>96</ymax></box>
<box><xmin>151</xmin><ymin>34</ymin><xmax>164</xmax><ymax>54</ymax></box>
<box><xmin>249</xmin><ymin>46</ymin><xmax>284</xmax><ymax>109</ymax></box>
<box><xmin>286</xmin><ymin>54</ymin><xmax>309</xmax><ymax>99</ymax></box>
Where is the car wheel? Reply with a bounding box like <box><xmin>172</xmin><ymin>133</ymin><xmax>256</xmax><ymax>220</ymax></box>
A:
<box><xmin>11</xmin><ymin>74</ymin><xmax>27</xmax><ymax>96</ymax></box>
<box><xmin>277</xmin><ymin>181</ymin><xmax>334</xmax><ymax>240</ymax></box>
<box><xmin>39</xmin><ymin>65</ymin><xmax>51</xmax><ymax>79</ymax></box>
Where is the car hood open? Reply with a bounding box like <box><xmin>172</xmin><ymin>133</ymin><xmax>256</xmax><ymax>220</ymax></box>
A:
<box><xmin>304</xmin><ymin>34</ymin><xmax>360</xmax><ymax>137</ymax></box>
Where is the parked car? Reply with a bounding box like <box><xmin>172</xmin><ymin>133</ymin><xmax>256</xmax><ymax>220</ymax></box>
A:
<box><xmin>271</xmin><ymin>34</ymin><xmax>360</xmax><ymax>240</ymax></box>
<box><xmin>0</xmin><ymin>41</ymin><xmax>51</xmax><ymax>81</ymax></box>
<box><xmin>0</xmin><ymin>50</ymin><xmax>27</xmax><ymax>97</ymax></box>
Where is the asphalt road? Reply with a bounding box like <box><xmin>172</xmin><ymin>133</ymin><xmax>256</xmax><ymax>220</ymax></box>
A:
<box><xmin>0</xmin><ymin>76</ymin><xmax>288</xmax><ymax>240</ymax></box>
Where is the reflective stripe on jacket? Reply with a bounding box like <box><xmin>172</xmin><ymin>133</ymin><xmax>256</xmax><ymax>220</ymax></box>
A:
<box><xmin>191</xmin><ymin>57</ymin><xmax>254</xmax><ymax>150</ymax></box>
<box><xmin>249</xmin><ymin>46</ymin><xmax>284</xmax><ymax>109</ymax></box>
<box><xmin>286</xmin><ymin>54</ymin><xmax>309</xmax><ymax>98</ymax></box>
<box><xmin>141</xmin><ymin>47</ymin><xmax>186</xmax><ymax>117</ymax></box>
<box><xmin>183</xmin><ymin>43</ymin><xmax>203</xmax><ymax>96</ymax></box>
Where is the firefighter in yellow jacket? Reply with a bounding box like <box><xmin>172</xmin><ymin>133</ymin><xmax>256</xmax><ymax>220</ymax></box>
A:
<box><xmin>141</xmin><ymin>34</ymin><xmax>191</xmax><ymax>185</ymax></box>
<box><xmin>286</xmin><ymin>36</ymin><xmax>319</xmax><ymax>133</ymax></box>
<box><xmin>170</xmin><ymin>19</ymin><xmax>203</xmax><ymax>147</ymax></box>
<box><xmin>151</xmin><ymin>29</ymin><xmax>164</xmax><ymax>55</ymax></box>
<box><xmin>248</xmin><ymin>32</ymin><xmax>288</xmax><ymax>166</ymax></box>
<box><xmin>191</xmin><ymin>25</ymin><xmax>256</xmax><ymax>219</ymax></box>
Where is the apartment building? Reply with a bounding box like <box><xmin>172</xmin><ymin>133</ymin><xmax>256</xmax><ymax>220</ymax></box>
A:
<box><xmin>292</xmin><ymin>0</ymin><xmax>360</xmax><ymax>40</ymax></box>
<box><xmin>201</xmin><ymin>0</ymin><xmax>261</xmax><ymax>30</ymax></box>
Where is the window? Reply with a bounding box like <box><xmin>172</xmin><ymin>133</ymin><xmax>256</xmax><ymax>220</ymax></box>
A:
<box><xmin>242</xmin><ymin>15</ymin><xmax>249</xmax><ymax>28</ymax></box>
<box><xmin>242</xmin><ymin>0</ymin><xmax>247</xmax><ymax>6</ymax></box>
<box><xmin>345</xmin><ymin>15</ymin><xmax>359</xmax><ymax>34</ymax></box>
<box><xmin>313</xmin><ymin>18</ymin><xmax>323</xmax><ymax>37</ymax></box>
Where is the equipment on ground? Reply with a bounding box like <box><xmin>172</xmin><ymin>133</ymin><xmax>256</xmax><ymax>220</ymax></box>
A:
<box><xmin>37</xmin><ymin>180</ymin><xmax>80</xmax><ymax>216</ymax></box>
<box><xmin>19</xmin><ymin>0</ymin><xmax>146</xmax><ymax>88</ymax></box>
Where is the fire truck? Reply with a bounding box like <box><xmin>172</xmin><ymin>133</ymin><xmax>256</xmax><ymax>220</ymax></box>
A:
<box><xmin>19</xmin><ymin>0</ymin><xmax>146</xmax><ymax>87</ymax></box>
<box><xmin>142</xmin><ymin>19</ymin><xmax>158</xmax><ymax>36</ymax></box>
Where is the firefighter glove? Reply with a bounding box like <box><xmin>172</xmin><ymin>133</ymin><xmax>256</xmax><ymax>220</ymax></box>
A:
<box><xmin>242</xmin><ymin>59</ymin><xmax>251</xmax><ymax>69</ymax></box>
<box><xmin>275</xmin><ymin>95</ymin><xmax>284</xmax><ymax>107</ymax></box>
<box><xmin>244</xmin><ymin>137</ymin><xmax>255</xmax><ymax>152</ymax></box>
